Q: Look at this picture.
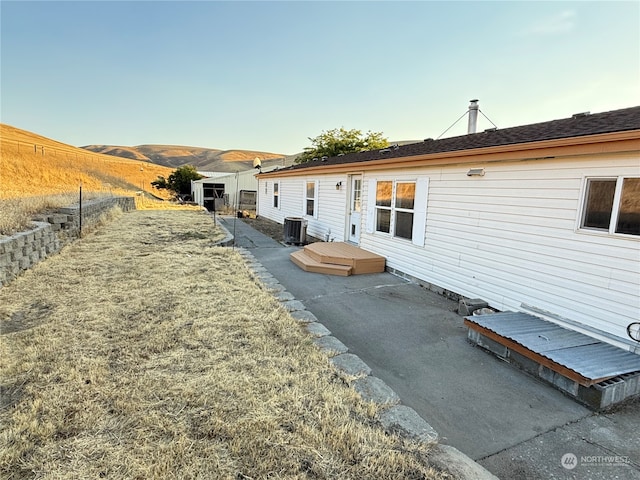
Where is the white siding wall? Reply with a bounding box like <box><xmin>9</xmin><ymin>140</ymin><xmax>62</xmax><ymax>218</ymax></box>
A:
<box><xmin>257</xmin><ymin>153</ymin><xmax>638</xmax><ymax>349</ymax></box>
<box><xmin>192</xmin><ymin>181</ymin><xmax>203</xmax><ymax>205</ymax></box>
<box><xmin>258</xmin><ymin>175</ymin><xmax>349</xmax><ymax>241</ymax></box>
<box><xmin>358</xmin><ymin>152</ymin><xmax>639</xmax><ymax>349</ymax></box>
<box><xmin>193</xmin><ymin>171</ymin><xmax>259</xmax><ymax>209</ymax></box>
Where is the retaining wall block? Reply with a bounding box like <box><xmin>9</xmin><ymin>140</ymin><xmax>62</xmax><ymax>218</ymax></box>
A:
<box><xmin>0</xmin><ymin>253</ymin><xmax>11</xmax><ymax>268</ymax></box>
<box><xmin>1</xmin><ymin>197</ymin><xmax>135</xmax><ymax>287</ymax></box>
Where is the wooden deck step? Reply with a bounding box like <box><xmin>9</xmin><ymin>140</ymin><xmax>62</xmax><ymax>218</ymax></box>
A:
<box><xmin>290</xmin><ymin>250</ymin><xmax>353</xmax><ymax>276</ymax></box>
<box><xmin>303</xmin><ymin>242</ymin><xmax>385</xmax><ymax>275</ymax></box>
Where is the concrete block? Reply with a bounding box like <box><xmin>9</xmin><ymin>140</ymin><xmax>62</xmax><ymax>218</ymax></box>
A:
<box><xmin>274</xmin><ymin>291</ymin><xmax>295</xmax><ymax>302</ymax></box>
<box><xmin>538</xmin><ymin>367</ymin><xmax>578</xmax><ymax>396</ymax></box>
<box><xmin>507</xmin><ymin>349</ymin><xmax>541</xmax><ymax>377</ymax></box>
<box><xmin>264</xmin><ymin>282</ymin><xmax>285</xmax><ymax>293</ymax></box>
<box><xmin>623</xmin><ymin>373</ymin><xmax>640</xmax><ymax>396</ymax></box>
<box><xmin>49</xmin><ymin>214</ymin><xmax>68</xmax><ymax>224</ymax></box>
<box><xmin>0</xmin><ymin>253</ymin><xmax>11</xmax><ymax>268</ymax></box>
<box><xmin>379</xmin><ymin>405</ymin><xmax>438</xmax><ymax>443</ymax></box>
<box><xmin>255</xmin><ymin>272</ymin><xmax>275</xmax><ymax>281</ymax></box>
<box><xmin>538</xmin><ymin>365</ymin><xmax>555</xmax><ymax>384</ymax></box>
<box><xmin>428</xmin><ymin>445</ymin><xmax>499</xmax><ymax>480</ymax></box>
<box><xmin>260</xmin><ymin>277</ymin><xmax>282</xmax><ymax>288</ymax></box>
<box><xmin>459</xmin><ymin>298</ymin><xmax>489</xmax><ymax>316</ymax></box>
<box><xmin>551</xmin><ymin>372</ymin><xmax>579</xmax><ymax>397</ymax></box>
<box><xmin>312</xmin><ymin>336</ymin><xmax>348</xmax><ymax>355</ymax></box>
<box><xmin>304</xmin><ymin>322</ymin><xmax>331</xmax><ymax>337</ymax></box>
<box><xmin>290</xmin><ymin>310</ymin><xmax>318</xmax><ymax>323</ymax></box>
<box><xmin>281</xmin><ymin>299</ymin><xmax>306</xmax><ymax>312</ymax></box>
<box><xmin>330</xmin><ymin>353</ymin><xmax>372</xmax><ymax>377</ymax></box>
<box><xmin>249</xmin><ymin>265</ymin><xmax>268</xmax><ymax>273</ymax></box>
<box><xmin>353</xmin><ymin>376</ymin><xmax>399</xmax><ymax>405</ymax></box>
<box><xmin>468</xmin><ymin>330</ymin><xmax>508</xmax><ymax>358</ymax></box>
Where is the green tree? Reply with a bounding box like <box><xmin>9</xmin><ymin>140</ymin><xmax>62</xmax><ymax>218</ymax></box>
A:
<box><xmin>295</xmin><ymin>127</ymin><xmax>389</xmax><ymax>164</ymax></box>
<box><xmin>151</xmin><ymin>165</ymin><xmax>203</xmax><ymax>195</ymax></box>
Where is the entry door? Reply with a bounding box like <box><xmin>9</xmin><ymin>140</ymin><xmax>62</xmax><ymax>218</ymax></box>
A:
<box><xmin>348</xmin><ymin>175</ymin><xmax>362</xmax><ymax>243</ymax></box>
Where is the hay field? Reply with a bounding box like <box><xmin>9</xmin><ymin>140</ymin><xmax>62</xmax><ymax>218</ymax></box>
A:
<box><xmin>0</xmin><ymin>123</ymin><xmax>173</xmax><ymax>199</ymax></box>
<box><xmin>0</xmin><ymin>123</ymin><xmax>178</xmax><ymax>235</ymax></box>
<box><xmin>0</xmin><ymin>210</ymin><xmax>447</xmax><ymax>479</ymax></box>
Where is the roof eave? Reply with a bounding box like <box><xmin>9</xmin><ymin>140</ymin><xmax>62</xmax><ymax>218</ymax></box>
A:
<box><xmin>257</xmin><ymin>130</ymin><xmax>640</xmax><ymax>178</ymax></box>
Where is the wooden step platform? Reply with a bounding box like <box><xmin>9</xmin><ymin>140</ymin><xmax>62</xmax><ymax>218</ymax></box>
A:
<box><xmin>465</xmin><ymin>311</ymin><xmax>640</xmax><ymax>409</ymax></box>
<box><xmin>290</xmin><ymin>242</ymin><xmax>385</xmax><ymax>276</ymax></box>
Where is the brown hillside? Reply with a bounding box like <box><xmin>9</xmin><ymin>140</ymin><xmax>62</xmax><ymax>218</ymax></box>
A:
<box><xmin>84</xmin><ymin>145</ymin><xmax>151</xmax><ymax>162</ymax></box>
<box><xmin>0</xmin><ymin>124</ymin><xmax>174</xmax><ymax>200</ymax></box>
<box><xmin>82</xmin><ymin>144</ymin><xmax>291</xmax><ymax>172</ymax></box>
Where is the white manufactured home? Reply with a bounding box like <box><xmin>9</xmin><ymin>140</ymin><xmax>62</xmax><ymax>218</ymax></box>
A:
<box><xmin>257</xmin><ymin>106</ymin><xmax>640</xmax><ymax>352</ymax></box>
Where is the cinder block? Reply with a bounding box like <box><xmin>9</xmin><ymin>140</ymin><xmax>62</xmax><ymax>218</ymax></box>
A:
<box><xmin>551</xmin><ymin>372</ymin><xmax>579</xmax><ymax>396</ymax></box>
<box><xmin>459</xmin><ymin>298</ymin><xmax>489</xmax><ymax>316</ymax></box>
<box><xmin>507</xmin><ymin>349</ymin><xmax>541</xmax><ymax>377</ymax></box>
<box><xmin>468</xmin><ymin>330</ymin><xmax>508</xmax><ymax>358</ymax></box>
<box><xmin>0</xmin><ymin>253</ymin><xmax>11</xmax><ymax>268</ymax></box>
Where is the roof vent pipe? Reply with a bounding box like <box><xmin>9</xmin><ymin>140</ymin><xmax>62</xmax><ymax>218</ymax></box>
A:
<box><xmin>467</xmin><ymin>99</ymin><xmax>479</xmax><ymax>134</ymax></box>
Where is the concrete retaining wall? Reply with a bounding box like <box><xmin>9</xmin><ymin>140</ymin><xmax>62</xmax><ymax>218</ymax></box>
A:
<box><xmin>0</xmin><ymin>197</ymin><xmax>135</xmax><ymax>286</ymax></box>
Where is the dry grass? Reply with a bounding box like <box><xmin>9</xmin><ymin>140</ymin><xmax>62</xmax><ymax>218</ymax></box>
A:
<box><xmin>0</xmin><ymin>123</ymin><xmax>174</xmax><ymax>200</ymax></box>
<box><xmin>0</xmin><ymin>210</ymin><xmax>447</xmax><ymax>479</ymax></box>
<box><xmin>0</xmin><ymin>123</ymin><xmax>181</xmax><ymax>235</ymax></box>
<box><xmin>0</xmin><ymin>193</ymin><xmax>108</xmax><ymax>236</ymax></box>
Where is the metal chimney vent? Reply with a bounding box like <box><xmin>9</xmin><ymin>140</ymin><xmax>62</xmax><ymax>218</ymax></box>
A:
<box><xmin>467</xmin><ymin>99</ymin><xmax>479</xmax><ymax>134</ymax></box>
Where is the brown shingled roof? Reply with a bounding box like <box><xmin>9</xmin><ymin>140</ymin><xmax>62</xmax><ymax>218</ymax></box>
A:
<box><xmin>282</xmin><ymin>106</ymin><xmax>640</xmax><ymax>171</ymax></box>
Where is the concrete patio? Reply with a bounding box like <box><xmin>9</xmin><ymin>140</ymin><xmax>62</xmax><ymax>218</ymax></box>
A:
<box><xmin>219</xmin><ymin>216</ymin><xmax>640</xmax><ymax>480</ymax></box>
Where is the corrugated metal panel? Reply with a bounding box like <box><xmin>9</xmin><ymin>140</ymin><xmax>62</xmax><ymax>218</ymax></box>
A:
<box><xmin>467</xmin><ymin>312</ymin><xmax>640</xmax><ymax>382</ymax></box>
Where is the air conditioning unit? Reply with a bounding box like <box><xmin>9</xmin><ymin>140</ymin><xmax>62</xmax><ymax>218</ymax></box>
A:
<box><xmin>284</xmin><ymin>217</ymin><xmax>307</xmax><ymax>245</ymax></box>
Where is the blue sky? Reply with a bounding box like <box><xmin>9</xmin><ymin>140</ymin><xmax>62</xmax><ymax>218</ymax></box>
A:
<box><xmin>2</xmin><ymin>1</ymin><xmax>638</xmax><ymax>154</ymax></box>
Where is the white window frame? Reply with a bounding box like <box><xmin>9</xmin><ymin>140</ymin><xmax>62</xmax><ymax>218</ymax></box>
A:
<box><xmin>373</xmin><ymin>179</ymin><xmax>418</xmax><ymax>242</ymax></box>
<box><xmin>578</xmin><ymin>176</ymin><xmax>639</xmax><ymax>237</ymax></box>
<box><xmin>393</xmin><ymin>181</ymin><xmax>416</xmax><ymax>240</ymax></box>
<box><xmin>367</xmin><ymin>178</ymin><xmax>428</xmax><ymax>246</ymax></box>
<box><xmin>304</xmin><ymin>180</ymin><xmax>318</xmax><ymax>218</ymax></box>
<box><xmin>273</xmin><ymin>181</ymin><xmax>280</xmax><ymax>209</ymax></box>
<box><xmin>374</xmin><ymin>180</ymin><xmax>393</xmax><ymax>235</ymax></box>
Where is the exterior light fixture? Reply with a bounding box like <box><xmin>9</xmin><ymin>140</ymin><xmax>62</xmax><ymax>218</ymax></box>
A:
<box><xmin>467</xmin><ymin>168</ymin><xmax>485</xmax><ymax>177</ymax></box>
<box><xmin>336</xmin><ymin>181</ymin><xmax>342</xmax><ymax>190</ymax></box>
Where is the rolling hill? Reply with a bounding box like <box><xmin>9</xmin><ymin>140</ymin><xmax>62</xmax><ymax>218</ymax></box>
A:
<box><xmin>0</xmin><ymin>123</ymin><xmax>174</xmax><ymax>199</ymax></box>
<box><xmin>82</xmin><ymin>144</ymin><xmax>296</xmax><ymax>173</ymax></box>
